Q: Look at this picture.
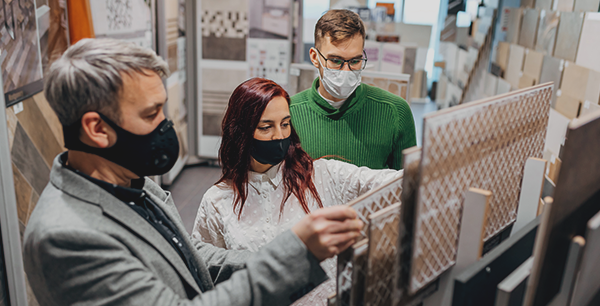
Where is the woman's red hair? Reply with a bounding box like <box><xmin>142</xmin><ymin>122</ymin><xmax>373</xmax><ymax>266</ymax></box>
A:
<box><xmin>218</xmin><ymin>78</ymin><xmax>323</xmax><ymax>218</ymax></box>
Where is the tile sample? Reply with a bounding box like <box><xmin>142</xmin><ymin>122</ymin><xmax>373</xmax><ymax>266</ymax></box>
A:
<box><xmin>535</xmin><ymin>10</ymin><xmax>560</xmax><ymax>55</ymax></box>
<box><xmin>364</xmin><ymin>41</ymin><xmax>382</xmax><ymax>71</ymax></box>
<box><xmin>32</xmin><ymin>93</ymin><xmax>64</xmax><ymax>149</ymax></box>
<box><xmin>381</xmin><ymin>44</ymin><xmax>405</xmax><ymax>74</ymax></box>
<box><xmin>539</xmin><ymin>55</ymin><xmax>565</xmax><ymax>108</ymax></box>
<box><xmin>556</xmin><ymin>0</ymin><xmax>575</xmax><ymax>11</ymax></box>
<box><xmin>12</xmin><ymin>163</ymin><xmax>33</xmax><ymax>225</ymax></box>
<box><xmin>575</xmin><ymin>13</ymin><xmax>600</xmax><ymax>73</ymax></box>
<box><xmin>201</xmin><ymin>0</ymin><xmax>248</xmax><ymax>61</ymax></box>
<box><xmin>15</xmin><ymin>97</ymin><xmax>64</xmax><ymax>167</ymax></box>
<box><xmin>573</xmin><ymin>0</ymin><xmax>600</xmax><ymax>11</ymax></box>
<box><xmin>554</xmin><ymin>12</ymin><xmax>585</xmax><ymax>62</ymax></box>
<box><xmin>485</xmin><ymin>73</ymin><xmax>499</xmax><ymax>97</ymax></box>
<box><xmin>556</xmin><ymin>93</ymin><xmax>582</xmax><ymax>119</ymax></box>
<box><xmin>522</xmin><ymin>49</ymin><xmax>545</xmax><ymax>83</ymax></box>
<box><xmin>536</xmin><ymin>0</ymin><xmax>553</xmax><ymax>10</ymax></box>
<box><xmin>201</xmin><ymin>67</ymin><xmax>248</xmax><ymax>136</ymax></box>
<box><xmin>580</xmin><ymin>100</ymin><xmax>600</xmax><ymax>117</ymax></box>
<box><xmin>11</xmin><ymin>123</ymin><xmax>51</xmax><ymax>195</ymax></box>
<box><xmin>403</xmin><ymin>47</ymin><xmax>417</xmax><ymax>76</ymax></box>
<box><xmin>519</xmin><ymin>74</ymin><xmax>537</xmax><ymax>88</ymax></box>
<box><xmin>504</xmin><ymin>8</ymin><xmax>524</xmax><ymax>44</ymax></box>
<box><xmin>560</xmin><ymin>61</ymin><xmax>600</xmax><ymax>104</ymax></box>
<box><xmin>364</xmin><ymin>204</ymin><xmax>401</xmax><ymax>306</ymax></box>
<box><xmin>519</xmin><ymin>9</ymin><xmax>541</xmax><ymax>49</ymax></box>
<box><xmin>497</xmin><ymin>78</ymin><xmax>513</xmax><ymax>95</ymax></box>
<box><xmin>505</xmin><ymin>44</ymin><xmax>526</xmax><ymax>89</ymax></box>
<box><xmin>6</xmin><ymin>106</ymin><xmax>18</xmax><ymax>150</ymax></box>
<box><xmin>409</xmin><ymin>84</ymin><xmax>552</xmax><ymax>293</ymax></box>
<box><xmin>496</xmin><ymin>42</ymin><xmax>510</xmax><ymax>72</ymax></box>
<box><xmin>361</xmin><ymin>75</ymin><xmax>409</xmax><ymax>100</ymax></box>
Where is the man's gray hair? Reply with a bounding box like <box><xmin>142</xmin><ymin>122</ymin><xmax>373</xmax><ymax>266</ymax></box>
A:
<box><xmin>44</xmin><ymin>38</ymin><xmax>170</xmax><ymax>126</ymax></box>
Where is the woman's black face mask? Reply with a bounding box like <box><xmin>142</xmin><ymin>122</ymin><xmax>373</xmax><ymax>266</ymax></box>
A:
<box><xmin>250</xmin><ymin>137</ymin><xmax>291</xmax><ymax>166</ymax></box>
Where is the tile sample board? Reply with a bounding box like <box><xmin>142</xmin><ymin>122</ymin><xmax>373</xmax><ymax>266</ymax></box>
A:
<box><xmin>201</xmin><ymin>0</ymin><xmax>248</xmax><ymax>61</ymax></box>
<box><xmin>502</xmin><ymin>7</ymin><xmax>524</xmax><ymax>44</ymax></box>
<box><xmin>525</xmin><ymin>110</ymin><xmax>600</xmax><ymax>306</ymax></box>
<box><xmin>496</xmin><ymin>42</ymin><xmax>510</xmax><ymax>72</ymax></box>
<box><xmin>496</xmin><ymin>78</ymin><xmax>513</xmax><ymax>95</ymax></box>
<box><xmin>408</xmin><ymin>84</ymin><xmax>552</xmax><ymax>293</ymax></box>
<box><xmin>553</xmin><ymin>12</ymin><xmax>584</xmax><ymax>62</ymax></box>
<box><xmin>575</xmin><ymin>13</ymin><xmax>600</xmax><ymax>73</ymax></box>
<box><xmin>555</xmin><ymin>92</ymin><xmax>581</xmax><ymax>119</ymax></box>
<box><xmin>539</xmin><ymin>55</ymin><xmax>565</xmax><ymax>108</ymax></box>
<box><xmin>350</xmin><ymin>240</ymin><xmax>369</xmax><ymax>306</ymax></box>
<box><xmin>556</xmin><ymin>0</ymin><xmax>575</xmax><ymax>11</ymax></box>
<box><xmin>381</xmin><ymin>44</ymin><xmax>406</xmax><ymax>74</ymax></box>
<box><xmin>535</xmin><ymin>0</ymin><xmax>553</xmax><ymax>10</ymax></box>
<box><xmin>505</xmin><ymin>44</ymin><xmax>526</xmax><ymax>89</ymax></box>
<box><xmin>560</xmin><ymin>61</ymin><xmax>600</xmax><ymax>105</ymax></box>
<box><xmin>364</xmin><ymin>204</ymin><xmax>401</xmax><ymax>306</ymax></box>
<box><xmin>518</xmin><ymin>9</ymin><xmax>540</xmax><ymax>49</ymax></box>
<box><xmin>573</xmin><ymin>0</ymin><xmax>600</xmax><ymax>11</ymax></box>
<box><xmin>522</xmin><ymin>49</ymin><xmax>545</xmax><ymax>83</ymax></box>
<box><xmin>201</xmin><ymin>67</ymin><xmax>248</xmax><ymax>136</ymax></box>
<box><xmin>535</xmin><ymin>10</ymin><xmax>559</xmax><ymax>55</ymax></box>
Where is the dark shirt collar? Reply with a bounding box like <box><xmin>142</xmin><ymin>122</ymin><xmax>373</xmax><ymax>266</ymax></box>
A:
<box><xmin>59</xmin><ymin>153</ymin><xmax>146</xmax><ymax>204</ymax></box>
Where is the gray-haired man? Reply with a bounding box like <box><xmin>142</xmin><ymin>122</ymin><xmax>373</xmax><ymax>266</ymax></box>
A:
<box><xmin>23</xmin><ymin>38</ymin><xmax>362</xmax><ymax>306</ymax></box>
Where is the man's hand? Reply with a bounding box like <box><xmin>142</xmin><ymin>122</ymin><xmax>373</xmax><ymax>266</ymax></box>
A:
<box><xmin>292</xmin><ymin>206</ymin><xmax>363</xmax><ymax>261</ymax></box>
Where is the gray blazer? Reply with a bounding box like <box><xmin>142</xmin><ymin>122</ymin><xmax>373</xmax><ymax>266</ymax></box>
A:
<box><xmin>23</xmin><ymin>153</ymin><xmax>327</xmax><ymax>306</ymax></box>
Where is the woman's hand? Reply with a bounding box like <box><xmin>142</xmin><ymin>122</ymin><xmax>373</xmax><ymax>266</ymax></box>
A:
<box><xmin>292</xmin><ymin>206</ymin><xmax>364</xmax><ymax>261</ymax></box>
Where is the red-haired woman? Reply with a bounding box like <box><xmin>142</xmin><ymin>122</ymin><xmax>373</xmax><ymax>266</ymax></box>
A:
<box><xmin>192</xmin><ymin>78</ymin><xmax>403</xmax><ymax>305</ymax></box>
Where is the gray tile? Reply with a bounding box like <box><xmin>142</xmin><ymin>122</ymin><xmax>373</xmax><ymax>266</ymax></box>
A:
<box><xmin>573</xmin><ymin>0</ymin><xmax>600</xmax><ymax>11</ymax></box>
<box><xmin>535</xmin><ymin>10</ymin><xmax>560</xmax><ymax>55</ymax></box>
<box><xmin>536</xmin><ymin>0</ymin><xmax>554</xmax><ymax>10</ymax></box>
<box><xmin>11</xmin><ymin>123</ymin><xmax>51</xmax><ymax>195</ymax></box>
<box><xmin>403</xmin><ymin>47</ymin><xmax>417</xmax><ymax>76</ymax></box>
<box><xmin>539</xmin><ymin>55</ymin><xmax>565</xmax><ymax>108</ymax></box>
<box><xmin>554</xmin><ymin>12</ymin><xmax>585</xmax><ymax>61</ymax></box>
<box><xmin>202</xmin><ymin>35</ymin><xmax>246</xmax><ymax>61</ymax></box>
<box><xmin>519</xmin><ymin>9</ymin><xmax>540</xmax><ymax>49</ymax></box>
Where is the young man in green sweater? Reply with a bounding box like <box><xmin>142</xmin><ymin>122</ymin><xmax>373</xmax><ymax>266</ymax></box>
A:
<box><xmin>290</xmin><ymin>10</ymin><xmax>417</xmax><ymax>170</ymax></box>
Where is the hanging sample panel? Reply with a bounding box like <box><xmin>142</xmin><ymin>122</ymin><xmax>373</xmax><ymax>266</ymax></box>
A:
<box><xmin>38</xmin><ymin>0</ymin><xmax>69</xmax><ymax>75</ymax></box>
<box><xmin>89</xmin><ymin>0</ymin><xmax>154</xmax><ymax>48</ymax></box>
<box><xmin>575</xmin><ymin>12</ymin><xmax>600</xmax><ymax>73</ymax></box>
<box><xmin>1</xmin><ymin>0</ymin><xmax>43</xmax><ymax>107</ymax></box>
<box><xmin>553</xmin><ymin>12</ymin><xmax>584</xmax><ymax>62</ymax></box>
<box><xmin>201</xmin><ymin>0</ymin><xmax>247</xmax><ymax>60</ymax></box>
<box><xmin>535</xmin><ymin>10</ymin><xmax>559</xmax><ymax>55</ymax></box>
<box><xmin>408</xmin><ymin>84</ymin><xmax>552</xmax><ymax>294</ymax></box>
<box><xmin>539</xmin><ymin>55</ymin><xmax>564</xmax><ymax>108</ymax></box>
<box><xmin>364</xmin><ymin>204</ymin><xmax>401</xmax><ymax>306</ymax></box>
<box><xmin>518</xmin><ymin>9</ymin><xmax>540</xmax><ymax>50</ymax></box>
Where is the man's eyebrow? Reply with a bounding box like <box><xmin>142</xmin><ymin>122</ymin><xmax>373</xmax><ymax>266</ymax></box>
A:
<box><xmin>141</xmin><ymin>100</ymin><xmax>166</xmax><ymax>114</ymax></box>
<box><xmin>327</xmin><ymin>53</ymin><xmax>364</xmax><ymax>59</ymax></box>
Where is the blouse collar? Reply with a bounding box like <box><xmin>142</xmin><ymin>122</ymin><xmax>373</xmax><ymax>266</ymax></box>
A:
<box><xmin>248</xmin><ymin>162</ymin><xmax>283</xmax><ymax>192</ymax></box>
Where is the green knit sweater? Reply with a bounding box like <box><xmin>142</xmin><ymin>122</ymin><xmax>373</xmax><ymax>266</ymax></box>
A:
<box><xmin>290</xmin><ymin>78</ymin><xmax>417</xmax><ymax>170</ymax></box>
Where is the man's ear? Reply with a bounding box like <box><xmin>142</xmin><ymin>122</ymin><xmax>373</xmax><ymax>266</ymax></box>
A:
<box><xmin>309</xmin><ymin>47</ymin><xmax>320</xmax><ymax>69</ymax></box>
<box><xmin>80</xmin><ymin>112</ymin><xmax>115</xmax><ymax>148</ymax></box>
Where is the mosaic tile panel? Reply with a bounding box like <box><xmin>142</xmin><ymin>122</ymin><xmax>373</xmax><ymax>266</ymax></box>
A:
<box><xmin>409</xmin><ymin>84</ymin><xmax>552</xmax><ymax>293</ymax></box>
<box><xmin>364</xmin><ymin>203</ymin><xmax>401</xmax><ymax>306</ymax></box>
<box><xmin>361</xmin><ymin>76</ymin><xmax>409</xmax><ymax>100</ymax></box>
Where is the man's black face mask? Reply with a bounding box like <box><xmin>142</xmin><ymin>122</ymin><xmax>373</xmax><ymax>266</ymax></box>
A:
<box><xmin>63</xmin><ymin>112</ymin><xmax>180</xmax><ymax>177</ymax></box>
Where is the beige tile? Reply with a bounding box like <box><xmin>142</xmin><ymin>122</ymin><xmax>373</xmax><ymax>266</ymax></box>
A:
<box><xmin>560</xmin><ymin>61</ymin><xmax>600</xmax><ymax>104</ymax></box>
<box><xmin>519</xmin><ymin>74</ymin><xmax>537</xmax><ymax>88</ymax></box>
<box><xmin>522</xmin><ymin>0</ymin><xmax>536</xmax><ymax>8</ymax></box>
<box><xmin>555</xmin><ymin>93</ymin><xmax>581</xmax><ymax>119</ymax></box>
<box><xmin>6</xmin><ymin>106</ymin><xmax>18</xmax><ymax>150</ymax></box>
<box><xmin>496</xmin><ymin>42</ymin><xmax>510</xmax><ymax>72</ymax></box>
<box><xmin>15</xmin><ymin>97</ymin><xmax>64</xmax><ymax>167</ymax></box>
<box><xmin>12</xmin><ymin>163</ymin><xmax>33</xmax><ymax>225</ymax></box>
<box><xmin>519</xmin><ymin>9</ymin><xmax>540</xmax><ymax>49</ymax></box>
<box><xmin>554</xmin><ymin>12</ymin><xmax>585</xmax><ymax>61</ymax></box>
<box><xmin>575</xmin><ymin>12</ymin><xmax>600</xmax><ymax>73</ymax></box>
<box><xmin>32</xmin><ymin>92</ymin><xmax>64</xmax><ymax>148</ymax></box>
<box><xmin>505</xmin><ymin>44</ymin><xmax>526</xmax><ymax>88</ymax></box>
<box><xmin>556</xmin><ymin>0</ymin><xmax>575</xmax><ymax>11</ymax></box>
<box><xmin>523</xmin><ymin>49</ymin><xmax>545</xmax><ymax>82</ymax></box>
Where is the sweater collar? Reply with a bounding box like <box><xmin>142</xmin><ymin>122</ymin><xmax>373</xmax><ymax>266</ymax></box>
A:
<box><xmin>309</xmin><ymin>77</ymin><xmax>366</xmax><ymax>118</ymax></box>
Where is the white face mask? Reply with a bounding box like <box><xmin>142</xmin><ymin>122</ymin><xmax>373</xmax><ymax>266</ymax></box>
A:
<box><xmin>316</xmin><ymin>54</ymin><xmax>362</xmax><ymax>100</ymax></box>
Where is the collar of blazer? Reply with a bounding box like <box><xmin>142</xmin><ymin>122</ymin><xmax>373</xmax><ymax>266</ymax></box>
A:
<box><xmin>48</xmin><ymin>152</ymin><xmax>205</xmax><ymax>294</ymax></box>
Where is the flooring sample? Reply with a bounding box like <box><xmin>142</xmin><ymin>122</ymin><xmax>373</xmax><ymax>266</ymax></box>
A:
<box><xmin>539</xmin><ymin>55</ymin><xmax>565</xmax><ymax>108</ymax></box>
<box><xmin>350</xmin><ymin>239</ymin><xmax>369</xmax><ymax>306</ymax></box>
<box><xmin>554</xmin><ymin>12</ymin><xmax>585</xmax><ymax>62</ymax></box>
<box><xmin>519</xmin><ymin>75</ymin><xmax>536</xmax><ymax>89</ymax></box>
<box><xmin>496</xmin><ymin>42</ymin><xmax>510</xmax><ymax>72</ymax></box>
<box><xmin>573</xmin><ymin>0</ymin><xmax>600</xmax><ymax>11</ymax></box>
<box><xmin>11</xmin><ymin>123</ymin><xmax>51</xmax><ymax>195</ymax></box>
<box><xmin>364</xmin><ymin>204</ymin><xmax>401</xmax><ymax>306</ymax></box>
<box><xmin>524</xmin><ymin>110</ymin><xmax>600</xmax><ymax>306</ymax></box>
<box><xmin>32</xmin><ymin>93</ymin><xmax>64</xmax><ymax>149</ymax></box>
<box><xmin>337</xmin><ymin>175</ymin><xmax>404</xmax><ymax>306</ymax></box>
<box><xmin>535</xmin><ymin>10</ymin><xmax>559</xmax><ymax>55</ymax></box>
<box><xmin>518</xmin><ymin>9</ymin><xmax>541</xmax><ymax>49</ymax></box>
<box><xmin>522</xmin><ymin>49</ymin><xmax>545</xmax><ymax>83</ymax></box>
<box><xmin>364</xmin><ymin>41</ymin><xmax>382</xmax><ymax>71</ymax></box>
<box><xmin>409</xmin><ymin>70</ymin><xmax>427</xmax><ymax>100</ymax></box>
<box><xmin>408</xmin><ymin>84</ymin><xmax>552</xmax><ymax>293</ymax></box>
<box><xmin>556</xmin><ymin>0</ymin><xmax>575</xmax><ymax>11</ymax></box>
<box><xmin>545</xmin><ymin>108</ymin><xmax>571</xmax><ymax>156</ymax></box>
<box><xmin>13</xmin><ymin>163</ymin><xmax>33</xmax><ymax>225</ymax></box>
<box><xmin>505</xmin><ymin>44</ymin><xmax>526</xmax><ymax>89</ymax></box>
<box><xmin>535</xmin><ymin>0</ymin><xmax>553</xmax><ymax>10</ymax></box>
<box><xmin>288</xmin><ymin>63</ymin><xmax>318</xmax><ymax>96</ymax></box>
<box><xmin>575</xmin><ymin>13</ymin><xmax>600</xmax><ymax>73</ymax></box>
<box><xmin>555</xmin><ymin>92</ymin><xmax>581</xmax><ymax>119</ymax></box>
<box><xmin>6</xmin><ymin>106</ymin><xmax>18</xmax><ymax>150</ymax></box>
<box><xmin>201</xmin><ymin>5</ymin><xmax>248</xmax><ymax>61</ymax></box>
<box><xmin>15</xmin><ymin>97</ymin><xmax>63</xmax><ymax>167</ymax></box>
<box><xmin>560</xmin><ymin>61</ymin><xmax>600</xmax><ymax>105</ymax></box>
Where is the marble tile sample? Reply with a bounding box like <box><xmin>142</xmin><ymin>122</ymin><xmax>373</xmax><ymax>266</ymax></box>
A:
<box><xmin>505</xmin><ymin>44</ymin><xmax>526</xmax><ymax>89</ymax></box>
<box><xmin>575</xmin><ymin>13</ymin><xmax>600</xmax><ymax>73</ymax></box>
<box><xmin>560</xmin><ymin>61</ymin><xmax>600</xmax><ymax>104</ymax></box>
<box><xmin>15</xmin><ymin>97</ymin><xmax>64</xmax><ymax>167</ymax></box>
<box><xmin>573</xmin><ymin>0</ymin><xmax>600</xmax><ymax>11</ymax></box>
<box><xmin>12</xmin><ymin>163</ymin><xmax>33</xmax><ymax>225</ymax></box>
<box><xmin>11</xmin><ymin>123</ymin><xmax>51</xmax><ymax>195</ymax></box>
<box><xmin>535</xmin><ymin>10</ymin><xmax>559</xmax><ymax>55</ymax></box>
<box><xmin>519</xmin><ymin>9</ymin><xmax>541</xmax><ymax>49</ymax></box>
<box><xmin>556</xmin><ymin>0</ymin><xmax>575</xmax><ymax>11</ymax></box>
<box><xmin>523</xmin><ymin>49</ymin><xmax>545</xmax><ymax>83</ymax></box>
<box><xmin>33</xmin><ymin>93</ymin><xmax>64</xmax><ymax>148</ymax></box>
<box><xmin>539</xmin><ymin>55</ymin><xmax>565</xmax><ymax>108</ymax></box>
<box><xmin>409</xmin><ymin>84</ymin><xmax>552</xmax><ymax>293</ymax></box>
<box><xmin>554</xmin><ymin>12</ymin><xmax>584</xmax><ymax>61</ymax></box>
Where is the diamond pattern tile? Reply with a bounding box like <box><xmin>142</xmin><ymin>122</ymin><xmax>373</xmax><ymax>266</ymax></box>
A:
<box><xmin>365</xmin><ymin>204</ymin><xmax>401</xmax><ymax>306</ymax></box>
<box><xmin>408</xmin><ymin>84</ymin><xmax>552</xmax><ymax>293</ymax></box>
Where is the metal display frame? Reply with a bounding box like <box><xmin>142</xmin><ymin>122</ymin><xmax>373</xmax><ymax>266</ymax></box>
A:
<box><xmin>0</xmin><ymin>74</ymin><xmax>29</xmax><ymax>305</ymax></box>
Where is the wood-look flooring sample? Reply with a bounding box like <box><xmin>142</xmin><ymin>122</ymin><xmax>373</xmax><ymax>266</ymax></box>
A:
<box><xmin>539</xmin><ymin>55</ymin><xmax>565</xmax><ymax>108</ymax></box>
<box><xmin>6</xmin><ymin>106</ymin><xmax>18</xmax><ymax>150</ymax></box>
<box><xmin>523</xmin><ymin>49</ymin><xmax>545</xmax><ymax>83</ymax></box>
<box><xmin>15</xmin><ymin>97</ymin><xmax>64</xmax><ymax>167</ymax></box>
<box><xmin>519</xmin><ymin>9</ymin><xmax>541</xmax><ymax>49</ymax></box>
<box><xmin>573</xmin><ymin>0</ymin><xmax>600</xmax><ymax>11</ymax></box>
<box><xmin>364</xmin><ymin>204</ymin><xmax>401</xmax><ymax>306</ymax></box>
<box><xmin>561</xmin><ymin>61</ymin><xmax>600</xmax><ymax>104</ymax></box>
<box><xmin>32</xmin><ymin>93</ymin><xmax>64</xmax><ymax>149</ymax></box>
<box><xmin>554</xmin><ymin>12</ymin><xmax>585</xmax><ymax>61</ymax></box>
<box><xmin>505</xmin><ymin>44</ymin><xmax>526</xmax><ymax>89</ymax></box>
<box><xmin>11</xmin><ymin>123</ymin><xmax>51</xmax><ymax>195</ymax></box>
<box><xmin>408</xmin><ymin>84</ymin><xmax>552</xmax><ymax>293</ymax></box>
<box><xmin>535</xmin><ymin>10</ymin><xmax>559</xmax><ymax>55</ymax></box>
<box><xmin>575</xmin><ymin>13</ymin><xmax>600</xmax><ymax>73</ymax></box>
